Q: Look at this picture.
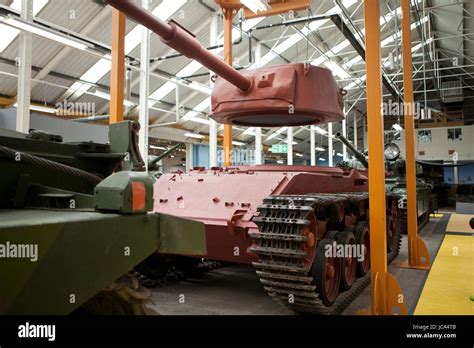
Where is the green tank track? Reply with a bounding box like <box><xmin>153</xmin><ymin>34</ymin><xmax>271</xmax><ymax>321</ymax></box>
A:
<box><xmin>251</xmin><ymin>193</ymin><xmax>403</xmax><ymax>315</ymax></box>
<box><xmin>398</xmin><ymin>206</ymin><xmax>430</xmax><ymax>234</ymax></box>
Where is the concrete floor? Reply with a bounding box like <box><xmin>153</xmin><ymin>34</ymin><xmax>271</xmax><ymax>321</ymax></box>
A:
<box><xmin>149</xmin><ymin>214</ymin><xmax>447</xmax><ymax>315</ymax></box>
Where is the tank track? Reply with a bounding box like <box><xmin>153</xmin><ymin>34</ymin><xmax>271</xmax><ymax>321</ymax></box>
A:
<box><xmin>398</xmin><ymin>207</ymin><xmax>430</xmax><ymax>234</ymax></box>
<box><xmin>251</xmin><ymin>193</ymin><xmax>403</xmax><ymax>315</ymax></box>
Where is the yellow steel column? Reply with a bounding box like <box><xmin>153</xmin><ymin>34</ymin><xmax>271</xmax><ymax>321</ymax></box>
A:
<box><xmin>110</xmin><ymin>9</ymin><xmax>126</xmax><ymax>124</ymax></box>
<box><xmin>398</xmin><ymin>0</ymin><xmax>430</xmax><ymax>269</ymax></box>
<box><xmin>363</xmin><ymin>0</ymin><xmax>407</xmax><ymax>315</ymax></box>
<box><xmin>222</xmin><ymin>7</ymin><xmax>236</xmax><ymax>166</ymax></box>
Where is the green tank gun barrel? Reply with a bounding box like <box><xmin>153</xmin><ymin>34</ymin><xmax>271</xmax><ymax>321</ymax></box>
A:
<box><xmin>148</xmin><ymin>143</ymin><xmax>182</xmax><ymax>168</ymax></box>
<box><xmin>335</xmin><ymin>132</ymin><xmax>369</xmax><ymax>168</ymax></box>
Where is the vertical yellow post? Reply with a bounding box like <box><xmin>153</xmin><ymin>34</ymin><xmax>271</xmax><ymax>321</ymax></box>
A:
<box><xmin>363</xmin><ymin>0</ymin><xmax>407</xmax><ymax>315</ymax></box>
<box><xmin>110</xmin><ymin>9</ymin><xmax>126</xmax><ymax>124</ymax></box>
<box><xmin>398</xmin><ymin>0</ymin><xmax>430</xmax><ymax>269</ymax></box>
<box><xmin>222</xmin><ymin>7</ymin><xmax>235</xmax><ymax>166</ymax></box>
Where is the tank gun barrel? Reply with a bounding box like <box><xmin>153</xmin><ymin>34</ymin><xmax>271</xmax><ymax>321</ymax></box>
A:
<box><xmin>148</xmin><ymin>143</ymin><xmax>182</xmax><ymax>168</ymax></box>
<box><xmin>335</xmin><ymin>132</ymin><xmax>368</xmax><ymax>168</ymax></box>
<box><xmin>104</xmin><ymin>0</ymin><xmax>251</xmax><ymax>92</ymax></box>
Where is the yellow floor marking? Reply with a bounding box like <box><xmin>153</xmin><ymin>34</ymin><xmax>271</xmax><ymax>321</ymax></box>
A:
<box><xmin>446</xmin><ymin>213</ymin><xmax>474</xmax><ymax>233</ymax></box>
<box><xmin>430</xmin><ymin>213</ymin><xmax>444</xmax><ymax>218</ymax></box>
<box><xmin>415</xmin><ymin>235</ymin><xmax>473</xmax><ymax>315</ymax></box>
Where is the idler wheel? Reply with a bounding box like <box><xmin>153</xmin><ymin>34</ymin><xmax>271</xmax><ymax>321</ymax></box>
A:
<box><xmin>313</xmin><ymin>238</ymin><xmax>341</xmax><ymax>306</ymax></box>
<box><xmin>336</xmin><ymin>231</ymin><xmax>357</xmax><ymax>290</ymax></box>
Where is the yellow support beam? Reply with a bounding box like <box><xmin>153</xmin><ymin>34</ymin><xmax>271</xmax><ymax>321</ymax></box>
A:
<box><xmin>109</xmin><ymin>9</ymin><xmax>126</xmax><ymax>124</ymax></box>
<box><xmin>243</xmin><ymin>0</ymin><xmax>310</xmax><ymax>19</ymax></box>
<box><xmin>363</xmin><ymin>0</ymin><xmax>406</xmax><ymax>315</ymax></box>
<box><xmin>397</xmin><ymin>0</ymin><xmax>430</xmax><ymax>270</ymax></box>
<box><xmin>0</xmin><ymin>96</ymin><xmax>15</xmax><ymax>107</ymax></box>
<box><xmin>220</xmin><ymin>3</ymin><xmax>240</xmax><ymax>166</ymax></box>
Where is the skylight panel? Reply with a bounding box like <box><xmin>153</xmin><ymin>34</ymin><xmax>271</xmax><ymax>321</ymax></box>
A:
<box><xmin>0</xmin><ymin>0</ymin><xmax>48</xmax><ymax>52</ymax></box>
<box><xmin>67</xmin><ymin>0</ymin><xmax>187</xmax><ymax>100</ymax></box>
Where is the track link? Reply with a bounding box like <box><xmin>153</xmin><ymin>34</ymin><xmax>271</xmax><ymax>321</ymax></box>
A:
<box><xmin>251</xmin><ymin>193</ymin><xmax>403</xmax><ymax>315</ymax></box>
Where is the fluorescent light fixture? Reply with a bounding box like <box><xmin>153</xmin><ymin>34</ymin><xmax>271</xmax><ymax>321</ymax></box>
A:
<box><xmin>184</xmin><ymin>133</ymin><xmax>205</xmax><ymax>139</ymax></box>
<box><xmin>240</xmin><ymin>0</ymin><xmax>271</xmax><ymax>14</ymax></box>
<box><xmin>314</xmin><ymin>126</ymin><xmax>328</xmax><ymax>135</ymax></box>
<box><xmin>315</xmin><ymin>147</ymin><xmax>325</xmax><ymax>151</ymax></box>
<box><xmin>93</xmin><ymin>90</ymin><xmax>135</xmax><ymax>107</ymax></box>
<box><xmin>336</xmin><ymin>153</ymin><xmax>344</xmax><ymax>157</ymax></box>
<box><xmin>295</xmin><ymin>153</ymin><xmax>303</xmax><ymax>157</ymax></box>
<box><xmin>276</xmin><ymin>160</ymin><xmax>284</xmax><ymax>164</ymax></box>
<box><xmin>150</xmin><ymin>145</ymin><xmax>168</xmax><ymax>150</ymax></box>
<box><xmin>1</xmin><ymin>16</ymin><xmax>90</xmax><ymax>51</ymax></box>
<box><xmin>13</xmin><ymin>102</ymin><xmax>56</xmax><ymax>114</ymax></box>
<box><xmin>392</xmin><ymin>123</ymin><xmax>403</xmax><ymax>131</ymax></box>
<box><xmin>318</xmin><ymin>158</ymin><xmax>326</xmax><ymax>161</ymax></box>
<box><xmin>232</xmin><ymin>141</ymin><xmax>246</xmax><ymax>146</ymax></box>
<box><xmin>284</xmin><ymin>140</ymin><xmax>298</xmax><ymax>145</ymax></box>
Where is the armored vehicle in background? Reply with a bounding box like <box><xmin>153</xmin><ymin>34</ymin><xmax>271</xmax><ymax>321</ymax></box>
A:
<box><xmin>336</xmin><ymin>133</ymin><xmax>433</xmax><ymax>234</ymax></box>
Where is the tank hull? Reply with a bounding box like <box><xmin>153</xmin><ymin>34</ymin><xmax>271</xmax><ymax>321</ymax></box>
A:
<box><xmin>154</xmin><ymin>165</ymin><xmax>368</xmax><ymax>264</ymax></box>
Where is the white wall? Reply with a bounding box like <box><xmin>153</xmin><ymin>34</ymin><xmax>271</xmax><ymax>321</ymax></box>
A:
<box><xmin>392</xmin><ymin>125</ymin><xmax>474</xmax><ymax>161</ymax></box>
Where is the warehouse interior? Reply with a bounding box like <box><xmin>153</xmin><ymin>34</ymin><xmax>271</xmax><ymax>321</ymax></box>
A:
<box><xmin>0</xmin><ymin>0</ymin><xmax>473</xmax><ymax>325</ymax></box>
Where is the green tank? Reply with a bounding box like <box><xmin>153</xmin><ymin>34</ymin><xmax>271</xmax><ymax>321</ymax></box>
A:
<box><xmin>147</xmin><ymin>143</ymin><xmax>183</xmax><ymax>179</ymax></box>
<box><xmin>336</xmin><ymin>133</ymin><xmax>433</xmax><ymax>234</ymax></box>
<box><xmin>0</xmin><ymin>121</ymin><xmax>206</xmax><ymax>315</ymax></box>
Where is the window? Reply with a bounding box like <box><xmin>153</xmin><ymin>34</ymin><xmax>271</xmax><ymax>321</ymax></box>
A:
<box><xmin>418</xmin><ymin>130</ymin><xmax>432</xmax><ymax>143</ymax></box>
<box><xmin>447</xmin><ymin>128</ymin><xmax>462</xmax><ymax>141</ymax></box>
